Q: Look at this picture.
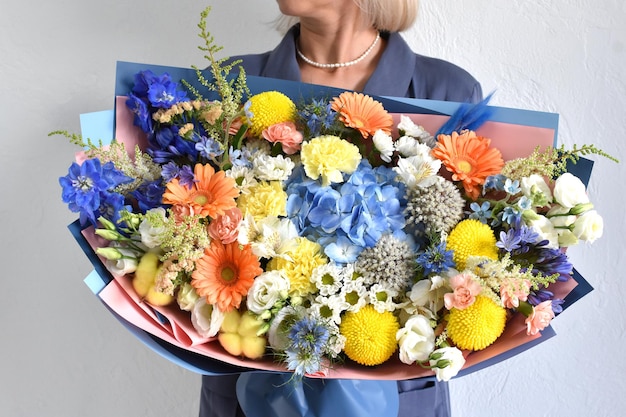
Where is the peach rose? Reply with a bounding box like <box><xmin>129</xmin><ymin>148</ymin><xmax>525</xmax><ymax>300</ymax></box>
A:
<box><xmin>262</xmin><ymin>121</ymin><xmax>303</xmax><ymax>154</ymax></box>
<box><xmin>208</xmin><ymin>207</ymin><xmax>243</xmax><ymax>244</ymax></box>
<box><xmin>525</xmin><ymin>300</ymin><xmax>555</xmax><ymax>335</ymax></box>
<box><xmin>444</xmin><ymin>273</ymin><xmax>482</xmax><ymax>310</ymax></box>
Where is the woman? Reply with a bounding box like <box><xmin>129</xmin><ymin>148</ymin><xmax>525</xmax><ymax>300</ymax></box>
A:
<box><xmin>200</xmin><ymin>1</ymin><xmax>482</xmax><ymax>416</ymax></box>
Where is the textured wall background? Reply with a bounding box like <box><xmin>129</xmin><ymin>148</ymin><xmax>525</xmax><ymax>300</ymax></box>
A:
<box><xmin>1</xmin><ymin>1</ymin><xmax>624</xmax><ymax>416</ymax></box>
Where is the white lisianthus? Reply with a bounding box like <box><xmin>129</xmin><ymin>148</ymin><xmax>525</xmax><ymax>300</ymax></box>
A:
<box><xmin>372</xmin><ymin>130</ymin><xmax>395</xmax><ymax>162</ymax></box>
<box><xmin>429</xmin><ymin>347</ymin><xmax>466</xmax><ymax>382</ymax></box>
<box><xmin>397</xmin><ymin>114</ymin><xmax>431</xmax><ymax>139</ymax></box>
<box><xmin>572</xmin><ymin>209</ymin><xmax>604</xmax><ymax>243</ymax></box>
<box><xmin>520</xmin><ymin>174</ymin><xmax>552</xmax><ymax>206</ymax></box>
<box><xmin>252</xmin><ymin>154</ymin><xmax>295</xmax><ymax>181</ymax></box>
<box><xmin>394</xmin><ymin>154</ymin><xmax>442</xmax><ymax>189</ymax></box>
<box><xmin>558</xmin><ymin>230</ymin><xmax>579</xmax><ymax>247</ymax></box>
<box><xmin>177</xmin><ymin>282</ymin><xmax>200</xmax><ymax>311</ymax></box>
<box><xmin>246</xmin><ymin>270</ymin><xmax>290</xmax><ymax>315</ymax></box>
<box><xmin>396</xmin><ymin>314</ymin><xmax>436</xmax><ymax>364</ymax></box>
<box><xmin>191</xmin><ymin>299</ymin><xmax>224</xmax><ymax>338</ymax></box>
<box><xmin>138</xmin><ymin>207</ymin><xmax>167</xmax><ymax>248</ymax></box>
<box><xmin>105</xmin><ymin>247</ymin><xmax>138</xmax><ymax>275</ymax></box>
<box><xmin>552</xmin><ymin>172</ymin><xmax>589</xmax><ymax>208</ymax></box>
<box><xmin>267</xmin><ymin>306</ymin><xmax>298</xmax><ymax>351</ymax></box>
<box><xmin>527</xmin><ymin>215</ymin><xmax>559</xmax><ymax>248</ymax></box>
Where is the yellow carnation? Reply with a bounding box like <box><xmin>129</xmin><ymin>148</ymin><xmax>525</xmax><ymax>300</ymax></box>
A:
<box><xmin>267</xmin><ymin>237</ymin><xmax>327</xmax><ymax>297</ymax></box>
<box><xmin>340</xmin><ymin>305</ymin><xmax>399</xmax><ymax>366</ymax></box>
<box><xmin>246</xmin><ymin>91</ymin><xmax>296</xmax><ymax>137</ymax></box>
<box><xmin>446</xmin><ymin>219</ymin><xmax>498</xmax><ymax>270</ymax></box>
<box><xmin>447</xmin><ymin>295</ymin><xmax>507</xmax><ymax>351</ymax></box>
<box><xmin>237</xmin><ymin>181</ymin><xmax>287</xmax><ymax>220</ymax></box>
<box><xmin>301</xmin><ymin>135</ymin><xmax>362</xmax><ymax>186</ymax></box>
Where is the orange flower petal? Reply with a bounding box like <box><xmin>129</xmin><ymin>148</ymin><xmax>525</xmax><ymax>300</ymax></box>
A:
<box><xmin>331</xmin><ymin>92</ymin><xmax>393</xmax><ymax>138</ymax></box>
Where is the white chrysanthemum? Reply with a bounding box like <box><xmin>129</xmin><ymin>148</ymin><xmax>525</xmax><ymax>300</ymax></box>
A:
<box><xmin>394</xmin><ymin>153</ymin><xmax>442</xmax><ymax>189</ymax></box>
<box><xmin>340</xmin><ymin>279</ymin><xmax>368</xmax><ymax>312</ymax></box>
<box><xmin>225</xmin><ymin>165</ymin><xmax>258</xmax><ymax>195</ymax></box>
<box><xmin>368</xmin><ymin>283</ymin><xmax>399</xmax><ymax>313</ymax></box>
<box><xmin>325</xmin><ymin>322</ymin><xmax>346</xmax><ymax>357</ymax></box>
<box><xmin>242</xmin><ymin>137</ymin><xmax>271</xmax><ymax>157</ymax></box>
<box><xmin>311</xmin><ymin>263</ymin><xmax>346</xmax><ymax>296</ymax></box>
<box><xmin>372</xmin><ymin>129</ymin><xmax>394</xmax><ymax>163</ymax></box>
<box><xmin>310</xmin><ymin>294</ymin><xmax>348</xmax><ymax>325</ymax></box>
<box><xmin>238</xmin><ymin>214</ymin><xmax>299</xmax><ymax>259</ymax></box>
<box><xmin>252</xmin><ymin>153</ymin><xmax>295</xmax><ymax>181</ymax></box>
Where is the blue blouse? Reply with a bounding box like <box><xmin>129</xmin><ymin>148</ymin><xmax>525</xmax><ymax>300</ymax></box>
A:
<box><xmin>232</xmin><ymin>25</ymin><xmax>482</xmax><ymax>103</ymax></box>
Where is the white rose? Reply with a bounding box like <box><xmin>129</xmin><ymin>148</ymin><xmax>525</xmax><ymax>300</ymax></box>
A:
<box><xmin>572</xmin><ymin>210</ymin><xmax>604</xmax><ymax>243</ymax></box>
<box><xmin>246</xmin><ymin>271</ymin><xmax>290</xmax><ymax>315</ymax></box>
<box><xmin>396</xmin><ymin>314</ymin><xmax>435</xmax><ymax>364</ymax></box>
<box><xmin>139</xmin><ymin>207</ymin><xmax>167</xmax><ymax>248</ymax></box>
<box><xmin>520</xmin><ymin>174</ymin><xmax>552</xmax><ymax>205</ymax></box>
<box><xmin>177</xmin><ymin>282</ymin><xmax>200</xmax><ymax>311</ymax></box>
<box><xmin>528</xmin><ymin>215</ymin><xmax>559</xmax><ymax>249</ymax></box>
<box><xmin>190</xmin><ymin>298</ymin><xmax>224</xmax><ymax>338</ymax></box>
<box><xmin>552</xmin><ymin>173</ymin><xmax>589</xmax><ymax>208</ymax></box>
<box><xmin>372</xmin><ymin>130</ymin><xmax>394</xmax><ymax>163</ymax></box>
<box><xmin>429</xmin><ymin>347</ymin><xmax>466</xmax><ymax>382</ymax></box>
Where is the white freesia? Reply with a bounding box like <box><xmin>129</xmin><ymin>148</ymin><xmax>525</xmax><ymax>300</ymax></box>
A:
<box><xmin>527</xmin><ymin>215</ymin><xmax>559</xmax><ymax>248</ymax></box>
<box><xmin>394</xmin><ymin>153</ymin><xmax>442</xmax><ymax>189</ymax></box>
<box><xmin>429</xmin><ymin>347</ymin><xmax>466</xmax><ymax>382</ymax></box>
<box><xmin>572</xmin><ymin>209</ymin><xmax>604</xmax><ymax>243</ymax></box>
<box><xmin>396</xmin><ymin>314</ymin><xmax>436</xmax><ymax>364</ymax></box>
<box><xmin>246</xmin><ymin>270</ymin><xmax>290</xmax><ymax>315</ymax></box>
<box><xmin>372</xmin><ymin>129</ymin><xmax>395</xmax><ymax>162</ymax></box>
<box><xmin>520</xmin><ymin>174</ymin><xmax>552</xmax><ymax>205</ymax></box>
<box><xmin>177</xmin><ymin>282</ymin><xmax>200</xmax><ymax>311</ymax></box>
<box><xmin>138</xmin><ymin>207</ymin><xmax>167</xmax><ymax>248</ymax></box>
<box><xmin>191</xmin><ymin>299</ymin><xmax>224</xmax><ymax>338</ymax></box>
<box><xmin>552</xmin><ymin>172</ymin><xmax>589</xmax><ymax>208</ymax></box>
<box><xmin>252</xmin><ymin>153</ymin><xmax>295</xmax><ymax>181</ymax></box>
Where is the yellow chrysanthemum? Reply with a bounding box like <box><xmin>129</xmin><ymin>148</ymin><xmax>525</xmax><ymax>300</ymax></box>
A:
<box><xmin>340</xmin><ymin>305</ymin><xmax>399</xmax><ymax>366</ymax></box>
<box><xmin>246</xmin><ymin>91</ymin><xmax>296</xmax><ymax>137</ymax></box>
<box><xmin>237</xmin><ymin>181</ymin><xmax>287</xmax><ymax>220</ymax></box>
<box><xmin>267</xmin><ymin>237</ymin><xmax>327</xmax><ymax>297</ymax></box>
<box><xmin>446</xmin><ymin>219</ymin><xmax>498</xmax><ymax>270</ymax></box>
<box><xmin>447</xmin><ymin>295</ymin><xmax>507</xmax><ymax>351</ymax></box>
<box><xmin>301</xmin><ymin>135</ymin><xmax>362</xmax><ymax>186</ymax></box>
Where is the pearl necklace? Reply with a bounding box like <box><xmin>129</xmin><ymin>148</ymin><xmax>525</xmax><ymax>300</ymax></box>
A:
<box><xmin>296</xmin><ymin>32</ymin><xmax>381</xmax><ymax>69</ymax></box>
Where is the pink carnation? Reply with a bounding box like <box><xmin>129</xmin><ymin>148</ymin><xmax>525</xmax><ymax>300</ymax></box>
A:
<box><xmin>208</xmin><ymin>207</ymin><xmax>243</xmax><ymax>244</ymax></box>
<box><xmin>500</xmin><ymin>278</ymin><xmax>531</xmax><ymax>309</ymax></box>
<box><xmin>262</xmin><ymin>122</ymin><xmax>303</xmax><ymax>155</ymax></box>
<box><xmin>444</xmin><ymin>273</ymin><xmax>482</xmax><ymax>310</ymax></box>
<box><xmin>525</xmin><ymin>300</ymin><xmax>555</xmax><ymax>335</ymax></box>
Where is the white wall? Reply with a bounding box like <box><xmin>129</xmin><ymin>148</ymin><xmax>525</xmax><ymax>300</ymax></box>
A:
<box><xmin>2</xmin><ymin>1</ymin><xmax>623</xmax><ymax>416</ymax></box>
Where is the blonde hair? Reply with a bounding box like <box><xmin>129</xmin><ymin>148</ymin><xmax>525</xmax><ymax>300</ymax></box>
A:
<box><xmin>355</xmin><ymin>0</ymin><xmax>419</xmax><ymax>32</ymax></box>
<box><xmin>275</xmin><ymin>0</ymin><xmax>419</xmax><ymax>33</ymax></box>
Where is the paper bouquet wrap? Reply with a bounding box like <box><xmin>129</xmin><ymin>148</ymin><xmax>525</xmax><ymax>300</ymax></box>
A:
<box><xmin>64</xmin><ymin>61</ymin><xmax>596</xmax><ymax>385</ymax></box>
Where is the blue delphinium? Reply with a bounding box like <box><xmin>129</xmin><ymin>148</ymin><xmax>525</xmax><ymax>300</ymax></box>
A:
<box><xmin>59</xmin><ymin>158</ymin><xmax>133</xmax><ymax>226</ymax></box>
<box><xmin>297</xmin><ymin>97</ymin><xmax>336</xmax><ymax>137</ymax></box>
<box><xmin>131</xmin><ymin>180</ymin><xmax>166</xmax><ymax>213</ymax></box>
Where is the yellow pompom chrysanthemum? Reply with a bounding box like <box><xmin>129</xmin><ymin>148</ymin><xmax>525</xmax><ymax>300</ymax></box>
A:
<box><xmin>446</xmin><ymin>219</ymin><xmax>498</xmax><ymax>270</ymax></box>
<box><xmin>340</xmin><ymin>305</ymin><xmax>399</xmax><ymax>366</ymax></box>
<box><xmin>447</xmin><ymin>295</ymin><xmax>507</xmax><ymax>351</ymax></box>
<box><xmin>245</xmin><ymin>91</ymin><xmax>296</xmax><ymax>136</ymax></box>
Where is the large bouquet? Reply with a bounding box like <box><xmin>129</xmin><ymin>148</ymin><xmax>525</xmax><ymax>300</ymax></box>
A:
<box><xmin>57</xmin><ymin>10</ymin><xmax>614</xmax><ymax>383</ymax></box>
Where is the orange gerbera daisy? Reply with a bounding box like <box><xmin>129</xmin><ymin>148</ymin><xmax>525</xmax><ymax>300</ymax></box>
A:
<box><xmin>162</xmin><ymin>163</ymin><xmax>239</xmax><ymax>219</ymax></box>
<box><xmin>331</xmin><ymin>92</ymin><xmax>393</xmax><ymax>138</ymax></box>
<box><xmin>431</xmin><ymin>130</ymin><xmax>504</xmax><ymax>200</ymax></box>
<box><xmin>191</xmin><ymin>241</ymin><xmax>262</xmax><ymax>312</ymax></box>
